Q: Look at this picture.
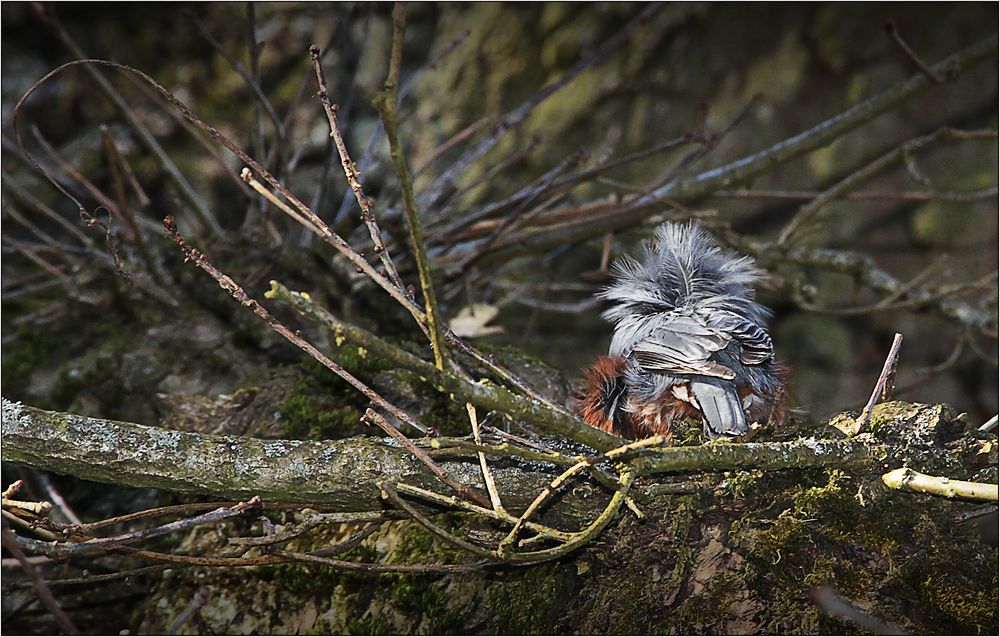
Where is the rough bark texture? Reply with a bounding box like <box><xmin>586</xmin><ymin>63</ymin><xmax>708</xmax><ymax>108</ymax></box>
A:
<box><xmin>125</xmin><ymin>401</ymin><xmax>994</xmax><ymax>635</ymax></box>
<box><xmin>3</xmin><ymin>396</ymin><xmax>997</xmax><ymax>634</ymax></box>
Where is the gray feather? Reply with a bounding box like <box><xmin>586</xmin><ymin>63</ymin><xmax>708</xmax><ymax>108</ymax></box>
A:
<box><xmin>596</xmin><ymin>221</ymin><xmax>782</xmax><ymax>437</ymax></box>
<box><xmin>690</xmin><ymin>380</ymin><xmax>747</xmax><ymax>438</ymax></box>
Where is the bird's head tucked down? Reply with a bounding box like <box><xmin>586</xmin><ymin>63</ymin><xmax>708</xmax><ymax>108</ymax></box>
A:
<box><xmin>578</xmin><ymin>222</ymin><xmax>785</xmax><ymax>440</ymax></box>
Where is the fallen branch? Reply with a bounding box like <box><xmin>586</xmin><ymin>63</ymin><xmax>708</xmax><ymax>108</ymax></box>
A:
<box><xmin>2</xmin><ymin>399</ymin><xmax>879</xmax><ymax>511</ymax></box>
<box><xmin>881</xmin><ymin>468</ymin><xmax>999</xmax><ymax>502</ymax></box>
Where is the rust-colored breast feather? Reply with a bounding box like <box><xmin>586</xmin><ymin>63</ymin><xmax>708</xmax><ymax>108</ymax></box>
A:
<box><xmin>578</xmin><ymin>355</ymin><xmax>632</xmax><ymax>434</ymax></box>
<box><xmin>577</xmin><ymin>356</ymin><xmax>699</xmax><ymax>439</ymax></box>
<box><xmin>578</xmin><ymin>358</ymin><xmax>787</xmax><ymax>440</ymax></box>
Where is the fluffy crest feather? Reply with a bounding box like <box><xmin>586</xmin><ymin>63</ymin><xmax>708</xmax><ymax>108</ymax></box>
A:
<box><xmin>599</xmin><ymin>222</ymin><xmax>771</xmax><ymax>355</ymax></box>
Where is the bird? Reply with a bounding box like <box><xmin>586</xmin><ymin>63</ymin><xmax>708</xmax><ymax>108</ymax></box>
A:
<box><xmin>578</xmin><ymin>221</ymin><xmax>785</xmax><ymax>440</ymax></box>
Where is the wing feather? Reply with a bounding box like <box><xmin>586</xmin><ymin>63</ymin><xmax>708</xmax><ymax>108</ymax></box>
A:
<box><xmin>703</xmin><ymin>310</ymin><xmax>774</xmax><ymax>365</ymax></box>
<box><xmin>629</xmin><ymin>313</ymin><xmax>736</xmax><ymax>379</ymax></box>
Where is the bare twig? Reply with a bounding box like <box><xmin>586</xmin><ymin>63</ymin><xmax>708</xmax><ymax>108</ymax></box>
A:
<box><xmin>777</xmin><ymin>127</ymin><xmax>983</xmax><ymax>245</ymax></box>
<box><xmin>373</xmin><ymin>3</ymin><xmax>450</xmax><ymax>371</ymax></box>
<box><xmin>476</xmin><ymin>36</ymin><xmax>998</xmax><ymax>263</ymax></box>
<box><xmin>3</xmin><ymin>481</ymin><xmax>25</xmax><ymax>499</ymax></box>
<box><xmin>467</xmin><ymin>403</ymin><xmax>505</xmax><ymax>514</ymax></box>
<box><xmin>978</xmin><ymin>415</ymin><xmax>999</xmax><ymax>433</ymax></box>
<box><xmin>1</xmin><ymin>171</ymin><xmax>96</xmax><ymax>247</ymax></box>
<box><xmin>240</xmin><ymin>168</ymin><xmax>320</xmax><ymax>234</ymax></box>
<box><xmin>333</xmin><ymin>25</ymin><xmax>471</xmax><ymax>224</ymax></box>
<box><xmin>884</xmin><ymin>20</ymin><xmax>945</xmax><ymax>83</ymax></box>
<box><xmin>57</xmin><ymin>501</ymin><xmax>238</xmax><ymax>534</ymax></box>
<box><xmin>271</xmin><ymin>546</ymin><xmax>485</xmax><ymax>574</ymax></box>
<box><xmin>378</xmin><ymin>481</ymin><xmax>497</xmax><ymax>559</ymax></box>
<box><xmin>32</xmin><ymin>4</ymin><xmax>221</xmax><ymax>235</ymax></box>
<box><xmin>3</xmin><ymin>497</ymin><xmax>52</xmax><ymax>516</ymax></box>
<box><xmin>497</xmin><ymin>436</ymin><xmax>666</xmax><ymax>556</ymax></box>
<box><xmin>309</xmin><ymin>44</ymin><xmax>406</xmax><ymax>292</ymax></box>
<box><xmin>363</xmin><ymin>409</ymin><xmax>490</xmax><ymax>509</ymax></box>
<box><xmin>227</xmin><ymin>512</ymin><xmax>394</xmax><ymax>548</ymax></box>
<box><xmin>418</xmin><ymin>2</ymin><xmax>666</xmax><ymax>210</ymax></box>
<box><xmin>503</xmin><ymin>468</ymin><xmax>637</xmax><ymax>563</ymax></box>
<box><xmin>856</xmin><ymin>333</ymin><xmax>904</xmax><ymax>434</ymax></box>
<box><xmin>1</xmin><ymin>527</ymin><xmax>79</xmax><ymax>634</ymax></box>
<box><xmin>710</xmin><ymin>187</ymin><xmax>1000</xmax><ymax>202</ymax></box>
<box><xmin>17</xmin><ymin>497</ymin><xmax>259</xmax><ymax>558</ymax></box>
<box><xmin>163</xmin><ymin>216</ymin><xmax>430</xmax><ymax>437</ymax></box>
<box><xmin>395</xmin><ymin>482</ymin><xmax>574</xmax><ymax>543</ymax></box>
<box><xmin>269</xmin><ymin>280</ymin><xmax>624</xmax><ymax>450</ymax></box>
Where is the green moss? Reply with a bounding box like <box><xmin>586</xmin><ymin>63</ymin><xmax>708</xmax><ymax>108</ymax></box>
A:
<box><xmin>485</xmin><ymin>565</ymin><xmax>563</xmax><ymax>634</ymax></box>
<box><xmin>921</xmin><ymin>580</ymin><xmax>998</xmax><ymax>630</ymax></box>
<box><xmin>277</xmin><ymin>360</ymin><xmax>368</xmax><ymax>440</ymax></box>
<box><xmin>280</xmin><ymin>395</ymin><xmax>365</xmax><ymax>440</ymax></box>
<box><xmin>344</xmin><ymin>614</ymin><xmax>394</xmax><ymax>635</ymax></box>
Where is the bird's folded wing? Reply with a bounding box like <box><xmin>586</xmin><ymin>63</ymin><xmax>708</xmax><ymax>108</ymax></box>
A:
<box><xmin>703</xmin><ymin>310</ymin><xmax>774</xmax><ymax>365</ymax></box>
<box><xmin>630</xmin><ymin>313</ymin><xmax>736</xmax><ymax>379</ymax></box>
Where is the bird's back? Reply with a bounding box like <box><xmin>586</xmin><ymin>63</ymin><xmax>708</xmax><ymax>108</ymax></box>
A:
<box><xmin>580</xmin><ymin>222</ymin><xmax>783</xmax><ymax>439</ymax></box>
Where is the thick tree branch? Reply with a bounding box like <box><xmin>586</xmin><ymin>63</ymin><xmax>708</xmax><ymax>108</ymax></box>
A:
<box><xmin>3</xmin><ymin>399</ymin><xmax>879</xmax><ymax>513</ymax></box>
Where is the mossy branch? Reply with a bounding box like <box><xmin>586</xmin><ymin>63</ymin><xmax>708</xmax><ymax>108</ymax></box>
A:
<box><xmin>3</xmin><ymin>398</ymin><xmax>882</xmax><ymax>506</ymax></box>
<box><xmin>267</xmin><ymin>280</ymin><xmax>626</xmax><ymax>452</ymax></box>
<box><xmin>0</xmin><ymin>398</ymin><xmax>587</xmax><ymax>524</ymax></box>
<box><xmin>373</xmin><ymin>2</ymin><xmax>449</xmax><ymax>371</ymax></box>
<box><xmin>882</xmin><ymin>467</ymin><xmax>999</xmax><ymax>502</ymax></box>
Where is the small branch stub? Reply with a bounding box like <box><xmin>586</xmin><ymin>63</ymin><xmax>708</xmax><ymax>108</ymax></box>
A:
<box><xmin>856</xmin><ymin>332</ymin><xmax>904</xmax><ymax>435</ymax></box>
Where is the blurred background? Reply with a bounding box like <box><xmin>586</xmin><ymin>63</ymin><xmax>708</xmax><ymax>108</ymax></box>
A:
<box><xmin>1</xmin><ymin>2</ymin><xmax>997</xmax><ymax>431</ymax></box>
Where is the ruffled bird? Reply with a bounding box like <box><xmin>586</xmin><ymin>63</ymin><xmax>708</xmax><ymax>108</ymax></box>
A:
<box><xmin>578</xmin><ymin>222</ymin><xmax>784</xmax><ymax>440</ymax></box>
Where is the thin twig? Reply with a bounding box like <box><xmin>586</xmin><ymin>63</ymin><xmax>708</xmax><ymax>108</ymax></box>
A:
<box><xmin>1</xmin><ymin>171</ymin><xmax>97</xmax><ymax>247</ymax></box>
<box><xmin>13</xmin><ymin>58</ymin><xmax>423</xmax><ymax>324</ymax></box>
<box><xmin>856</xmin><ymin>333</ymin><xmax>904</xmax><ymax>434</ymax></box>
<box><xmin>3</xmin><ymin>498</ymin><xmax>52</xmax><ymax>516</ymax></box>
<box><xmin>163</xmin><ymin>216</ymin><xmax>430</xmax><ymax>437</ymax></box>
<box><xmin>363</xmin><ymin>409</ymin><xmax>490</xmax><ymax>509</ymax></box>
<box><xmin>272</xmin><ymin>546</ymin><xmax>485</xmax><ymax>574</ymax></box>
<box><xmin>18</xmin><ymin>498</ymin><xmax>260</xmax><ymax>558</ymax></box>
<box><xmin>497</xmin><ymin>436</ymin><xmax>666</xmax><ymax>556</ymax></box>
<box><xmin>467</xmin><ymin>403</ymin><xmax>505</xmax><ymax>514</ymax></box>
<box><xmin>503</xmin><ymin>468</ymin><xmax>637</xmax><ymax>563</ymax></box>
<box><xmin>227</xmin><ymin>511</ymin><xmax>394</xmax><ymax>548</ymax></box>
<box><xmin>309</xmin><ymin>44</ymin><xmax>407</xmax><ymax>293</ymax></box>
<box><xmin>373</xmin><ymin>3</ymin><xmax>450</xmax><ymax>371</ymax></box>
<box><xmin>884</xmin><ymin>20</ymin><xmax>945</xmax><ymax>83</ymax></box>
<box><xmin>395</xmin><ymin>482</ymin><xmax>575</xmax><ymax>543</ymax></box>
<box><xmin>240</xmin><ymin>168</ymin><xmax>320</xmax><ymax>234</ymax></box>
<box><xmin>418</xmin><ymin>2</ymin><xmax>665</xmax><ymax>210</ymax></box>
<box><xmin>882</xmin><ymin>468</ymin><xmax>999</xmax><ymax>502</ymax></box>
<box><xmin>333</xmin><ymin>25</ymin><xmax>471</xmax><ymax>224</ymax></box>
<box><xmin>476</xmin><ymin>37</ymin><xmax>998</xmax><ymax>266</ymax></box>
<box><xmin>32</xmin><ymin>4</ymin><xmax>221</xmax><ymax>236</ymax></box>
<box><xmin>269</xmin><ymin>280</ymin><xmax>624</xmax><ymax>451</ymax></box>
<box><xmin>56</xmin><ymin>501</ymin><xmax>238</xmax><ymax>534</ymax></box>
<box><xmin>1</xmin><ymin>527</ymin><xmax>79</xmax><ymax>634</ymax></box>
<box><xmin>378</xmin><ymin>481</ymin><xmax>497</xmax><ymax>559</ymax></box>
<box><xmin>3</xmin><ymin>481</ymin><xmax>25</xmax><ymax>499</ymax></box>
<box><xmin>978</xmin><ymin>415</ymin><xmax>998</xmax><ymax>433</ymax></box>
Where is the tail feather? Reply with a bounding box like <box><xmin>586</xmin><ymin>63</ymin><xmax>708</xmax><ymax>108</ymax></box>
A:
<box><xmin>690</xmin><ymin>380</ymin><xmax>747</xmax><ymax>439</ymax></box>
